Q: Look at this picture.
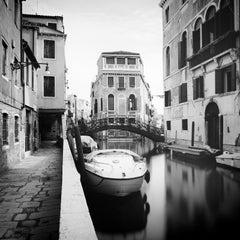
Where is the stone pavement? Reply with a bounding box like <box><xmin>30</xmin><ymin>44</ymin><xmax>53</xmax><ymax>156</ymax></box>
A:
<box><xmin>0</xmin><ymin>141</ymin><xmax>62</xmax><ymax>240</ymax></box>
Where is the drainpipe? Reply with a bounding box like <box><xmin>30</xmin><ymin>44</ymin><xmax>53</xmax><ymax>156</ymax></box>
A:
<box><xmin>20</xmin><ymin>0</ymin><xmax>25</xmax><ymax>109</ymax></box>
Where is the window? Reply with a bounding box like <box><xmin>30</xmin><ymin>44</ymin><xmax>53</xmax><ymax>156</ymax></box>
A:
<box><xmin>108</xmin><ymin>76</ymin><xmax>114</xmax><ymax>87</ymax></box>
<box><xmin>101</xmin><ymin>98</ymin><xmax>103</xmax><ymax>111</ymax></box>
<box><xmin>108</xmin><ymin>118</ymin><xmax>114</xmax><ymax>124</ymax></box>
<box><xmin>166</xmin><ymin>46</ymin><xmax>170</xmax><ymax>76</ymax></box>
<box><xmin>15</xmin><ymin>116</ymin><xmax>19</xmax><ymax>142</ymax></box>
<box><xmin>127</xmin><ymin>58</ymin><xmax>136</xmax><ymax>65</ymax></box>
<box><xmin>106</xmin><ymin>57</ymin><xmax>114</xmax><ymax>64</ymax></box>
<box><xmin>2</xmin><ymin>113</ymin><xmax>8</xmax><ymax>145</ymax></box>
<box><xmin>26</xmin><ymin>57</ymin><xmax>29</xmax><ymax>86</ymax></box>
<box><xmin>118</xmin><ymin>77</ymin><xmax>124</xmax><ymax>89</ymax></box>
<box><xmin>129</xmin><ymin>77</ymin><xmax>135</xmax><ymax>87</ymax></box>
<box><xmin>108</xmin><ymin>94</ymin><xmax>114</xmax><ymax>110</ymax></box>
<box><xmin>44</xmin><ymin>40</ymin><xmax>55</xmax><ymax>58</ymax></box>
<box><xmin>2</xmin><ymin>39</ymin><xmax>8</xmax><ymax>76</ymax></box>
<box><xmin>43</xmin><ymin>76</ymin><xmax>55</xmax><ymax>97</ymax></box>
<box><xmin>166</xmin><ymin>121</ymin><xmax>171</xmax><ymax>130</ymax></box>
<box><xmin>182</xmin><ymin>119</ymin><xmax>188</xmax><ymax>130</ymax></box>
<box><xmin>48</xmin><ymin>23</ymin><xmax>57</xmax><ymax>30</ymax></box>
<box><xmin>215</xmin><ymin>64</ymin><xmax>236</xmax><ymax>94</ymax></box>
<box><xmin>129</xmin><ymin>94</ymin><xmax>137</xmax><ymax>111</ymax></box>
<box><xmin>164</xmin><ymin>90</ymin><xmax>171</xmax><ymax>107</ymax></box>
<box><xmin>94</xmin><ymin>99</ymin><xmax>98</xmax><ymax>114</ymax></box>
<box><xmin>193</xmin><ymin>76</ymin><xmax>204</xmax><ymax>100</ymax></box>
<box><xmin>179</xmin><ymin>83</ymin><xmax>188</xmax><ymax>103</ymax></box>
<box><xmin>119</xmin><ymin>118</ymin><xmax>125</xmax><ymax>124</ymax></box>
<box><xmin>117</xmin><ymin>58</ymin><xmax>125</xmax><ymax>64</ymax></box>
<box><xmin>165</xmin><ymin>6</ymin><xmax>169</xmax><ymax>23</ymax></box>
<box><xmin>193</xmin><ymin>18</ymin><xmax>202</xmax><ymax>54</ymax></box>
<box><xmin>202</xmin><ymin>6</ymin><xmax>216</xmax><ymax>47</ymax></box>
<box><xmin>178</xmin><ymin>32</ymin><xmax>187</xmax><ymax>69</ymax></box>
<box><xmin>128</xmin><ymin>118</ymin><xmax>135</xmax><ymax>124</ymax></box>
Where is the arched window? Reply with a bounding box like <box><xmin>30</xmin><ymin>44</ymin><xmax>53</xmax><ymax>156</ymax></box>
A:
<box><xmin>128</xmin><ymin>94</ymin><xmax>137</xmax><ymax>111</ymax></box>
<box><xmin>94</xmin><ymin>99</ymin><xmax>98</xmax><ymax>114</ymax></box>
<box><xmin>193</xmin><ymin>18</ymin><xmax>202</xmax><ymax>53</ymax></box>
<box><xmin>108</xmin><ymin>94</ymin><xmax>114</xmax><ymax>111</ymax></box>
<box><xmin>178</xmin><ymin>31</ymin><xmax>187</xmax><ymax>69</ymax></box>
<box><xmin>166</xmin><ymin>46</ymin><xmax>170</xmax><ymax>76</ymax></box>
<box><xmin>203</xmin><ymin>6</ymin><xmax>216</xmax><ymax>46</ymax></box>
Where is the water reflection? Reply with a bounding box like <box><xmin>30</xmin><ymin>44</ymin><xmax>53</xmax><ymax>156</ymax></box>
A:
<box><xmin>84</xmin><ymin>139</ymin><xmax>240</xmax><ymax>240</ymax></box>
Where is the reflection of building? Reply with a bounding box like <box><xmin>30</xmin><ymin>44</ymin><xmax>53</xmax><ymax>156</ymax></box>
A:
<box><xmin>23</xmin><ymin>14</ymin><xmax>67</xmax><ymax>141</ymax></box>
<box><xmin>67</xmin><ymin>94</ymin><xmax>91</xmax><ymax>121</ymax></box>
<box><xmin>91</xmin><ymin>51</ymin><xmax>152</xmax><ymax>139</ymax></box>
<box><xmin>160</xmin><ymin>0</ymin><xmax>240</xmax><ymax>151</ymax></box>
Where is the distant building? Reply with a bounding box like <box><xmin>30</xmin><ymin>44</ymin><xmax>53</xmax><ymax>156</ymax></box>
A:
<box><xmin>23</xmin><ymin>14</ymin><xmax>67</xmax><ymax>141</ymax></box>
<box><xmin>160</xmin><ymin>0</ymin><xmax>240</xmax><ymax>151</ymax></box>
<box><xmin>91</xmin><ymin>51</ymin><xmax>152</xmax><ymax>139</ymax></box>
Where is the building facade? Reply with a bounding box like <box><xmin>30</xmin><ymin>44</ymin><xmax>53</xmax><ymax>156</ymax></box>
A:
<box><xmin>160</xmin><ymin>0</ymin><xmax>240</xmax><ymax>151</ymax></box>
<box><xmin>91</xmin><ymin>51</ymin><xmax>152</xmax><ymax>139</ymax></box>
<box><xmin>0</xmin><ymin>0</ymin><xmax>25</xmax><ymax>171</ymax></box>
<box><xmin>23</xmin><ymin>14</ymin><xmax>67</xmax><ymax>141</ymax></box>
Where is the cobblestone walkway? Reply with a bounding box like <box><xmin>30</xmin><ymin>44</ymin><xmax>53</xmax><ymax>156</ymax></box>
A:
<box><xmin>0</xmin><ymin>142</ymin><xmax>62</xmax><ymax>240</ymax></box>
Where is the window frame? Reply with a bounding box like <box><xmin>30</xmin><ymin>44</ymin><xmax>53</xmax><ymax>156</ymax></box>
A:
<box><xmin>43</xmin><ymin>75</ymin><xmax>56</xmax><ymax>98</ymax></box>
<box><xmin>182</xmin><ymin>119</ymin><xmax>188</xmax><ymax>131</ymax></box>
<box><xmin>43</xmin><ymin>39</ymin><xmax>55</xmax><ymax>59</ymax></box>
<box><xmin>166</xmin><ymin>120</ymin><xmax>171</xmax><ymax>130</ymax></box>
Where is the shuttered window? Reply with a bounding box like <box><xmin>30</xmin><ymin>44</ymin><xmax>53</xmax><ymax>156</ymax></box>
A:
<box><xmin>166</xmin><ymin>47</ymin><xmax>170</xmax><ymax>76</ymax></box>
<box><xmin>2</xmin><ymin>39</ymin><xmax>8</xmax><ymax>76</ymax></box>
<box><xmin>44</xmin><ymin>40</ymin><xmax>55</xmax><ymax>58</ymax></box>
<box><xmin>94</xmin><ymin>99</ymin><xmax>98</xmax><ymax>114</ymax></box>
<box><xmin>129</xmin><ymin>77</ymin><xmax>135</xmax><ymax>87</ymax></box>
<box><xmin>127</xmin><ymin>58</ymin><xmax>136</xmax><ymax>65</ymax></box>
<box><xmin>215</xmin><ymin>64</ymin><xmax>236</xmax><ymax>94</ymax></box>
<box><xmin>179</xmin><ymin>83</ymin><xmax>187</xmax><ymax>103</ymax></box>
<box><xmin>166</xmin><ymin>121</ymin><xmax>171</xmax><ymax>130</ymax></box>
<box><xmin>193</xmin><ymin>76</ymin><xmax>204</xmax><ymax>100</ymax></box>
<box><xmin>15</xmin><ymin>116</ymin><xmax>19</xmax><ymax>142</ymax></box>
<box><xmin>106</xmin><ymin>57</ymin><xmax>114</xmax><ymax>64</ymax></box>
<box><xmin>108</xmin><ymin>76</ymin><xmax>114</xmax><ymax>87</ymax></box>
<box><xmin>117</xmin><ymin>58</ymin><xmax>125</xmax><ymax>64</ymax></box>
<box><xmin>118</xmin><ymin>77</ymin><xmax>124</xmax><ymax>89</ymax></box>
<box><xmin>2</xmin><ymin>113</ymin><xmax>8</xmax><ymax>145</ymax></box>
<box><xmin>182</xmin><ymin>119</ymin><xmax>188</xmax><ymax>130</ymax></box>
<box><xmin>178</xmin><ymin>32</ymin><xmax>187</xmax><ymax>69</ymax></box>
<box><xmin>164</xmin><ymin>90</ymin><xmax>171</xmax><ymax>107</ymax></box>
<box><xmin>43</xmin><ymin>76</ymin><xmax>55</xmax><ymax>97</ymax></box>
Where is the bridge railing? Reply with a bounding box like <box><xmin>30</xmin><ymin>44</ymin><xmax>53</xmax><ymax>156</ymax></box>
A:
<box><xmin>82</xmin><ymin>117</ymin><xmax>163</xmax><ymax>136</ymax></box>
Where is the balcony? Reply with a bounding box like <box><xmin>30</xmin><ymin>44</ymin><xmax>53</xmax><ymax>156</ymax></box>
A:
<box><xmin>102</xmin><ymin>64</ymin><xmax>142</xmax><ymax>72</ymax></box>
<box><xmin>187</xmin><ymin>31</ymin><xmax>238</xmax><ymax>69</ymax></box>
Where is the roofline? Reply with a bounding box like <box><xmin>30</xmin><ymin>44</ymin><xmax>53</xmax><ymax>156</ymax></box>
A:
<box><xmin>23</xmin><ymin>14</ymin><xmax>63</xmax><ymax>20</ymax></box>
<box><xmin>101</xmin><ymin>51</ymin><xmax>140</xmax><ymax>56</ymax></box>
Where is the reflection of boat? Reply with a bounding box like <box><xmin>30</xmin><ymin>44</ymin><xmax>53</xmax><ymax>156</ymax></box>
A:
<box><xmin>84</xmin><ymin>149</ymin><xmax>148</xmax><ymax>196</ymax></box>
<box><xmin>84</xmin><ymin>190</ymin><xmax>150</xmax><ymax>233</ymax></box>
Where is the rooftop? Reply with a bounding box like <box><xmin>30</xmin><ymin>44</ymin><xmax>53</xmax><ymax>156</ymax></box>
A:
<box><xmin>23</xmin><ymin>14</ymin><xmax>63</xmax><ymax>20</ymax></box>
<box><xmin>101</xmin><ymin>51</ymin><xmax>140</xmax><ymax>56</ymax></box>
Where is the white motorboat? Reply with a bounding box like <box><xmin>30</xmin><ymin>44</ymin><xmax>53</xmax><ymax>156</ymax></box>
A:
<box><xmin>83</xmin><ymin>149</ymin><xmax>148</xmax><ymax>197</ymax></box>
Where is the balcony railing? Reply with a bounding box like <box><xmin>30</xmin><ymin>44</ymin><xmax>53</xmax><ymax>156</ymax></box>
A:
<box><xmin>187</xmin><ymin>31</ymin><xmax>238</xmax><ymax>69</ymax></box>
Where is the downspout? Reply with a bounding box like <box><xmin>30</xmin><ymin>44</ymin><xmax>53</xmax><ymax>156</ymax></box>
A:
<box><xmin>20</xmin><ymin>0</ymin><xmax>25</xmax><ymax>109</ymax></box>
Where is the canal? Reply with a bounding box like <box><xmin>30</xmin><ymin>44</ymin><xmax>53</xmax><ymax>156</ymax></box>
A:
<box><xmin>84</xmin><ymin>139</ymin><xmax>240</xmax><ymax>240</ymax></box>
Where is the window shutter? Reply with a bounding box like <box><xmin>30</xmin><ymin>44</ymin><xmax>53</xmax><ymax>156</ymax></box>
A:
<box><xmin>183</xmin><ymin>83</ymin><xmax>187</xmax><ymax>102</ymax></box>
<box><xmin>202</xmin><ymin>21</ymin><xmax>208</xmax><ymax>47</ymax></box>
<box><xmin>193</xmin><ymin>29</ymin><xmax>200</xmax><ymax>54</ymax></box>
<box><xmin>182</xmin><ymin>39</ymin><xmax>187</xmax><ymax>67</ymax></box>
<box><xmin>215</xmin><ymin>69</ymin><xmax>223</xmax><ymax>94</ymax></box>
<box><xmin>231</xmin><ymin>63</ymin><xmax>236</xmax><ymax>91</ymax></box>
<box><xmin>165</xmin><ymin>91</ymin><xmax>168</xmax><ymax>107</ymax></box>
<box><xmin>193</xmin><ymin>78</ymin><xmax>197</xmax><ymax>100</ymax></box>
<box><xmin>135</xmin><ymin>98</ymin><xmax>137</xmax><ymax>110</ymax></box>
<box><xmin>199</xmin><ymin>76</ymin><xmax>204</xmax><ymax>98</ymax></box>
<box><xmin>179</xmin><ymin>85</ymin><xmax>182</xmax><ymax>103</ymax></box>
<box><xmin>178</xmin><ymin>41</ymin><xmax>182</xmax><ymax>69</ymax></box>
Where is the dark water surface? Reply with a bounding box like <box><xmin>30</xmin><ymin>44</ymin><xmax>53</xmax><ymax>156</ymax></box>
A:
<box><xmin>85</xmin><ymin>140</ymin><xmax>240</xmax><ymax>240</ymax></box>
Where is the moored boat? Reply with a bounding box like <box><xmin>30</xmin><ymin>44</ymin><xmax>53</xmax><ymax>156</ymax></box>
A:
<box><xmin>216</xmin><ymin>152</ymin><xmax>240</xmax><ymax>169</ymax></box>
<box><xmin>83</xmin><ymin>149</ymin><xmax>148</xmax><ymax>196</ymax></box>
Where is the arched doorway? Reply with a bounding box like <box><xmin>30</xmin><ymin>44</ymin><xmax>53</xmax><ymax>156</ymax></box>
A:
<box><xmin>205</xmin><ymin>102</ymin><xmax>222</xmax><ymax>149</ymax></box>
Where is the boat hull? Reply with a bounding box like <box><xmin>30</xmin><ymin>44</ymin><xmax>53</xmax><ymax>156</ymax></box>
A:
<box><xmin>84</xmin><ymin>170</ymin><xmax>145</xmax><ymax>197</ymax></box>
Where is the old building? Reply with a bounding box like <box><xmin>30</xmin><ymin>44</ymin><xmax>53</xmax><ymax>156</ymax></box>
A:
<box><xmin>160</xmin><ymin>0</ymin><xmax>240</xmax><ymax>151</ymax></box>
<box><xmin>91</xmin><ymin>51</ymin><xmax>152</xmax><ymax>139</ymax></box>
<box><xmin>0</xmin><ymin>0</ymin><xmax>24</xmax><ymax>171</ymax></box>
<box><xmin>23</xmin><ymin>14</ymin><xmax>67</xmax><ymax>141</ymax></box>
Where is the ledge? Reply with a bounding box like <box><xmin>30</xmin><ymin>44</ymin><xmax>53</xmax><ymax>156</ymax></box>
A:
<box><xmin>59</xmin><ymin>139</ymin><xmax>97</xmax><ymax>240</ymax></box>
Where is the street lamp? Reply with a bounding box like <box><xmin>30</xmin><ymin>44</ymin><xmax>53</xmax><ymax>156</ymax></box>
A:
<box><xmin>10</xmin><ymin>60</ymin><xmax>50</xmax><ymax>74</ymax></box>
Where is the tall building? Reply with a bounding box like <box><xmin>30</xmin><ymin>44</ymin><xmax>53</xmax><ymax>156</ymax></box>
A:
<box><xmin>91</xmin><ymin>51</ymin><xmax>152</xmax><ymax>139</ymax></box>
<box><xmin>0</xmin><ymin>0</ymin><xmax>25</xmax><ymax>171</ymax></box>
<box><xmin>160</xmin><ymin>0</ymin><xmax>240</xmax><ymax>151</ymax></box>
<box><xmin>23</xmin><ymin>14</ymin><xmax>67</xmax><ymax>141</ymax></box>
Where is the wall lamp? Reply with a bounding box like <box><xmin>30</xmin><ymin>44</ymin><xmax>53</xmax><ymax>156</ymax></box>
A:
<box><xmin>10</xmin><ymin>61</ymin><xmax>50</xmax><ymax>74</ymax></box>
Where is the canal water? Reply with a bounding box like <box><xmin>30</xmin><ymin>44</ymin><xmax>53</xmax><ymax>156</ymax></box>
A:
<box><xmin>84</xmin><ymin>139</ymin><xmax>240</xmax><ymax>240</ymax></box>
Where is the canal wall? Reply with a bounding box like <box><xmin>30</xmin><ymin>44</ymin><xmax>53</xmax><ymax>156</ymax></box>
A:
<box><xmin>59</xmin><ymin>139</ymin><xmax>97</xmax><ymax>240</ymax></box>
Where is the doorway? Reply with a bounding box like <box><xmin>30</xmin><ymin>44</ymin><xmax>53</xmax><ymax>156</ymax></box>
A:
<box><xmin>205</xmin><ymin>102</ymin><xmax>222</xmax><ymax>149</ymax></box>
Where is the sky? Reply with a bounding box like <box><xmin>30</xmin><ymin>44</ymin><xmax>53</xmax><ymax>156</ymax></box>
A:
<box><xmin>23</xmin><ymin>0</ymin><xmax>164</xmax><ymax>111</ymax></box>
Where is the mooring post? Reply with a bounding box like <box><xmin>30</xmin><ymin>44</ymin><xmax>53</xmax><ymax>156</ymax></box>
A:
<box><xmin>191</xmin><ymin>121</ymin><xmax>195</xmax><ymax>147</ymax></box>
